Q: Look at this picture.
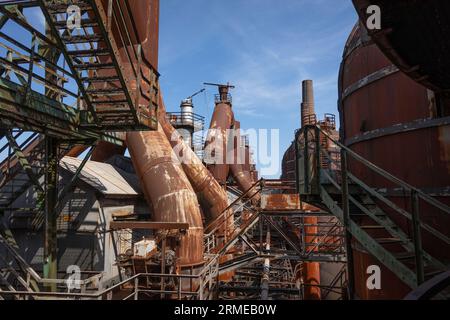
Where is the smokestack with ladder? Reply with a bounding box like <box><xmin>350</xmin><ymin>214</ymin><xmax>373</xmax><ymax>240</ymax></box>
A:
<box><xmin>301</xmin><ymin>80</ymin><xmax>316</xmax><ymax>127</ymax></box>
<box><xmin>300</xmin><ymin>79</ymin><xmax>321</xmax><ymax>300</ymax></box>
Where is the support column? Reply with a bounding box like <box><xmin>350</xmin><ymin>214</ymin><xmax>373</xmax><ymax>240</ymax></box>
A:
<box><xmin>340</xmin><ymin>150</ymin><xmax>355</xmax><ymax>299</ymax></box>
<box><xmin>43</xmin><ymin>136</ymin><xmax>58</xmax><ymax>291</ymax></box>
<box><xmin>261</xmin><ymin>230</ymin><xmax>270</xmax><ymax>300</ymax></box>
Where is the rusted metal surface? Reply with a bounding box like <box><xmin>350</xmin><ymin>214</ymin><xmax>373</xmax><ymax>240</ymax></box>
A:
<box><xmin>339</xmin><ymin>23</ymin><xmax>450</xmax><ymax>299</ymax></box>
<box><xmin>229</xmin><ymin>120</ymin><xmax>260</xmax><ymax>203</ymax></box>
<box><xmin>281</xmin><ymin>143</ymin><xmax>296</xmax><ymax>181</ymax></box>
<box><xmin>158</xmin><ymin>96</ymin><xmax>233</xmax><ymax>237</ymax></box>
<box><xmin>261</xmin><ymin>194</ymin><xmax>301</xmax><ymax>211</ymax></box>
<box><xmin>353</xmin><ymin>0</ymin><xmax>450</xmax><ymax>93</ymax></box>
<box><xmin>109</xmin><ymin>221</ymin><xmax>189</xmax><ymax>231</ymax></box>
<box><xmin>91</xmin><ymin>133</ymin><xmax>127</xmax><ymax>162</ymax></box>
<box><xmin>99</xmin><ymin>0</ymin><xmax>159</xmax><ymax>70</ymax></box>
<box><xmin>301</xmin><ymin>80</ymin><xmax>316</xmax><ymax>127</ymax></box>
<box><xmin>204</xmin><ymin>86</ymin><xmax>234</xmax><ymax>184</ymax></box>
<box><xmin>352</xmin><ymin>242</ymin><xmax>410</xmax><ymax>299</ymax></box>
<box><xmin>65</xmin><ymin>145</ymin><xmax>89</xmax><ymax>158</ymax></box>
<box><xmin>126</xmin><ymin>125</ymin><xmax>204</xmax><ymax>267</ymax></box>
<box><xmin>302</xmin><ymin>220</ymin><xmax>322</xmax><ymax>300</ymax></box>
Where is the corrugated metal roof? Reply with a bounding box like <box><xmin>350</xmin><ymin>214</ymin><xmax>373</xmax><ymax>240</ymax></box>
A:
<box><xmin>60</xmin><ymin>157</ymin><xmax>140</xmax><ymax>197</ymax></box>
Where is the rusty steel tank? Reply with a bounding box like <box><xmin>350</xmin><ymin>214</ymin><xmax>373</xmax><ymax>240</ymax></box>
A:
<box><xmin>352</xmin><ymin>0</ymin><xmax>450</xmax><ymax>96</ymax></box>
<box><xmin>339</xmin><ymin>22</ymin><xmax>450</xmax><ymax>299</ymax></box>
<box><xmin>281</xmin><ymin>142</ymin><xmax>295</xmax><ymax>181</ymax></box>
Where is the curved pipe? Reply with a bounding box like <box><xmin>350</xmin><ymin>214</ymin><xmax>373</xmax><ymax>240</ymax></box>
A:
<box><xmin>126</xmin><ymin>125</ymin><xmax>204</xmax><ymax>266</ymax></box>
<box><xmin>229</xmin><ymin>120</ymin><xmax>260</xmax><ymax>203</ymax></box>
<box><xmin>158</xmin><ymin>98</ymin><xmax>233</xmax><ymax>238</ymax></box>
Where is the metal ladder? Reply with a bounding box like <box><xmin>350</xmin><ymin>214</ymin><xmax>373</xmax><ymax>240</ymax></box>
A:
<box><xmin>39</xmin><ymin>0</ymin><xmax>159</xmax><ymax>130</ymax></box>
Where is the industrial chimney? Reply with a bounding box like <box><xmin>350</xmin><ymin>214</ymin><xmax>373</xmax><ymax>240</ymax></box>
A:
<box><xmin>301</xmin><ymin>80</ymin><xmax>316</xmax><ymax>127</ymax></box>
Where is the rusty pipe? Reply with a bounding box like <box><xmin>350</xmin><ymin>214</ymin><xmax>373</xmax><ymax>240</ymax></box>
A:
<box><xmin>158</xmin><ymin>97</ymin><xmax>233</xmax><ymax>238</ymax></box>
<box><xmin>126</xmin><ymin>125</ymin><xmax>204</xmax><ymax>266</ymax></box>
<box><xmin>229</xmin><ymin>120</ymin><xmax>261</xmax><ymax>204</ymax></box>
<box><xmin>303</xmin><ymin>215</ymin><xmax>322</xmax><ymax>300</ymax></box>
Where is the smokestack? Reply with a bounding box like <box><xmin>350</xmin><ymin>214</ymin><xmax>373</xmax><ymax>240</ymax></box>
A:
<box><xmin>301</xmin><ymin>80</ymin><xmax>316</xmax><ymax>127</ymax></box>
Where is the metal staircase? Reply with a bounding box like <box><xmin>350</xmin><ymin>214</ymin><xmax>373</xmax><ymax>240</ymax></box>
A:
<box><xmin>39</xmin><ymin>0</ymin><xmax>159</xmax><ymax>130</ymax></box>
<box><xmin>295</xmin><ymin>125</ymin><xmax>450</xmax><ymax>290</ymax></box>
<box><xmin>0</xmin><ymin>131</ymin><xmax>77</xmax><ymax>218</ymax></box>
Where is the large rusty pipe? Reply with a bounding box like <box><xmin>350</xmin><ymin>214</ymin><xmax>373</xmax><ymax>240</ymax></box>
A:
<box><xmin>229</xmin><ymin>120</ymin><xmax>261</xmax><ymax>203</ymax></box>
<box><xmin>126</xmin><ymin>126</ymin><xmax>204</xmax><ymax>266</ymax></box>
<box><xmin>303</xmin><ymin>216</ymin><xmax>321</xmax><ymax>300</ymax></box>
<box><xmin>158</xmin><ymin>97</ymin><xmax>233</xmax><ymax>239</ymax></box>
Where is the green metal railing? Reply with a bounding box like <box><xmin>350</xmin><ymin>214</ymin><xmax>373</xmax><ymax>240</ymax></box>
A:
<box><xmin>295</xmin><ymin>124</ymin><xmax>450</xmax><ymax>289</ymax></box>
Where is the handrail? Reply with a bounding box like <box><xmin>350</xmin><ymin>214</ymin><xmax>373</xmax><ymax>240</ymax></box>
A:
<box><xmin>297</xmin><ymin>124</ymin><xmax>450</xmax><ymax>286</ymax></box>
<box><xmin>0</xmin><ymin>234</ymin><xmax>100</xmax><ymax>289</ymax></box>
<box><xmin>315</xmin><ymin>125</ymin><xmax>450</xmax><ymax>216</ymax></box>
<box><xmin>204</xmin><ymin>178</ymin><xmax>263</xmax><ymax>235</ymax></box>
<box><xmin>308</xmin><ymin>124</ymin><xmax>450</xmax><ymax>246</ymax></box>
<box><xmin>0</xmin><ymin>253</ymin><xmax>219</xmax><ymax>300</ymax></box>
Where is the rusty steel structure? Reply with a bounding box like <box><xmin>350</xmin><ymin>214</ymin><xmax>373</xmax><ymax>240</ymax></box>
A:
<box><xmin>353</xmin><ymin>0</ymin><xmax>450</xmax><ymax>96</ymax></box>
<box><xmin>203</xmin><ymin>83</ymin><xmax>235</xmax><ymax>185</ymax></box>
<box><xmin>337</xmin><ymin>21</ymin><xmax>450</xmax><ymax>299</ymax></box>
<box><xmin>1</xmin><ymin>0</ymin><xmax>448</xmax><ymax>302</ymax></box>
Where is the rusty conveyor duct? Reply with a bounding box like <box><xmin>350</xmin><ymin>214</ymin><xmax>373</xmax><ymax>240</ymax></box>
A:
<box><xmin>126</xmin><ymin>126</ymin><xmax>204</xmax><ymax>267</ymax></box>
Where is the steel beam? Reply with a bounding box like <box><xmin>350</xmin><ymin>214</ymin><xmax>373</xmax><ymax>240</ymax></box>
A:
<box><xmin>43</xmin><ymin>136</ymin><xmax>58</xmax><ymax>291</ymax></box>
<box><xmin>109</xmin><ymin>221</ymin><xmax>190</xmax><ymax>231</ymax></box>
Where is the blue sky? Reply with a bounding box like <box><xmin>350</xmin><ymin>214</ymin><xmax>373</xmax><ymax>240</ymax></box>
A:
<box><xmin>158</xmin><ymin>0</ymin><xmax>358</xmax><ymax>178</ymax></box>
<box><xmin>0</xmin><ymin>1</ymin><xmax>358</xmax><ymax>178</ymax></box>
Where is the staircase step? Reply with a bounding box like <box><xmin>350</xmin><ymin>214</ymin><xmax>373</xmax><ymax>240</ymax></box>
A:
<box><xmin>80</xmin><ymin>76</ymin><xmax>120</xmax><ymax>83</ymax></box>
<box><xmin>375</xmin><ymin>237</ymin><xmax>406</xmax><ymax>245</ymax></box>
<box><xmin>61</xmin><ymin>35</ymin><xmax>103</xmax><ymax>44</ymax></box>
<box><xmin>67</xmin><ymin>49</ymin><xmax>110</xmax><ymax>57</ymax></box>
<box><xmin>360</xmin><ymin>225</ymin><xmax>386</xmax><ymax>230</ymax></box>
<box><xmin>54</xmin><ymin>19</ymin><xmax>98</xmax><ymax>29</ymax></box>
<box><xmin>92</xmin><ymin>100</ymin><xmax>128</xmax><ymax>105</ymax></box>
<box><xmin>425</xmin><ymin>269</ymin><xmax>445</xmax><ymax>278</ymax></box>
<box><xmin>73</xmin><ymin>63</ymin><xmax>115</xmax><ymax>70</ymax></box>
<box><xmin>394</xmin><ymin>252</ymin><xmax>416</xmax><ymax>261</ymax></box>
<box><xmin>85</xmin><ymin>88</ymin><xmax>125</xmax><ymax>95</ymax></box>
<box><xmin>46</xmin><ymin>3</ymin><xmax>92</xmax><ymax>14</ymax></box>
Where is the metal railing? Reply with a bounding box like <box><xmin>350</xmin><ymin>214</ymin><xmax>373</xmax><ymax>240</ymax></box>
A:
<box><xmin>295</xmin><ymin>124</ymin><xmax>450</xmax><ymax>287</ymax></box>
<box><xmin>203</xmin><ymin>179</ymin><xmax>263</xmax><ymax>255</ymax></box>
<box><xmin>166</xmin><ymin>112</ymin><xmax>205</xmax><ymax>131</ymax></box>
<box><xmin>0</xmin><ymin>252</ymin><xmax>219</xmax><ymax>300</ymax></box>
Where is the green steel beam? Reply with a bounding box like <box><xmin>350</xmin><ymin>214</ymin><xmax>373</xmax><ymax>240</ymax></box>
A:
<box><xmin>0</xmin><ymin>78</ymin><xmax>124</xmax><ymax>145</ymax></box>
<box><xmin>4</xmin><ymin>129</ymin><xmax>43</xmax><ymax>192</ymax></box>
<box><xmin>319</xmin><ymin>186</ymin><xmax>418</xmax><ymax>289</ymax></box>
